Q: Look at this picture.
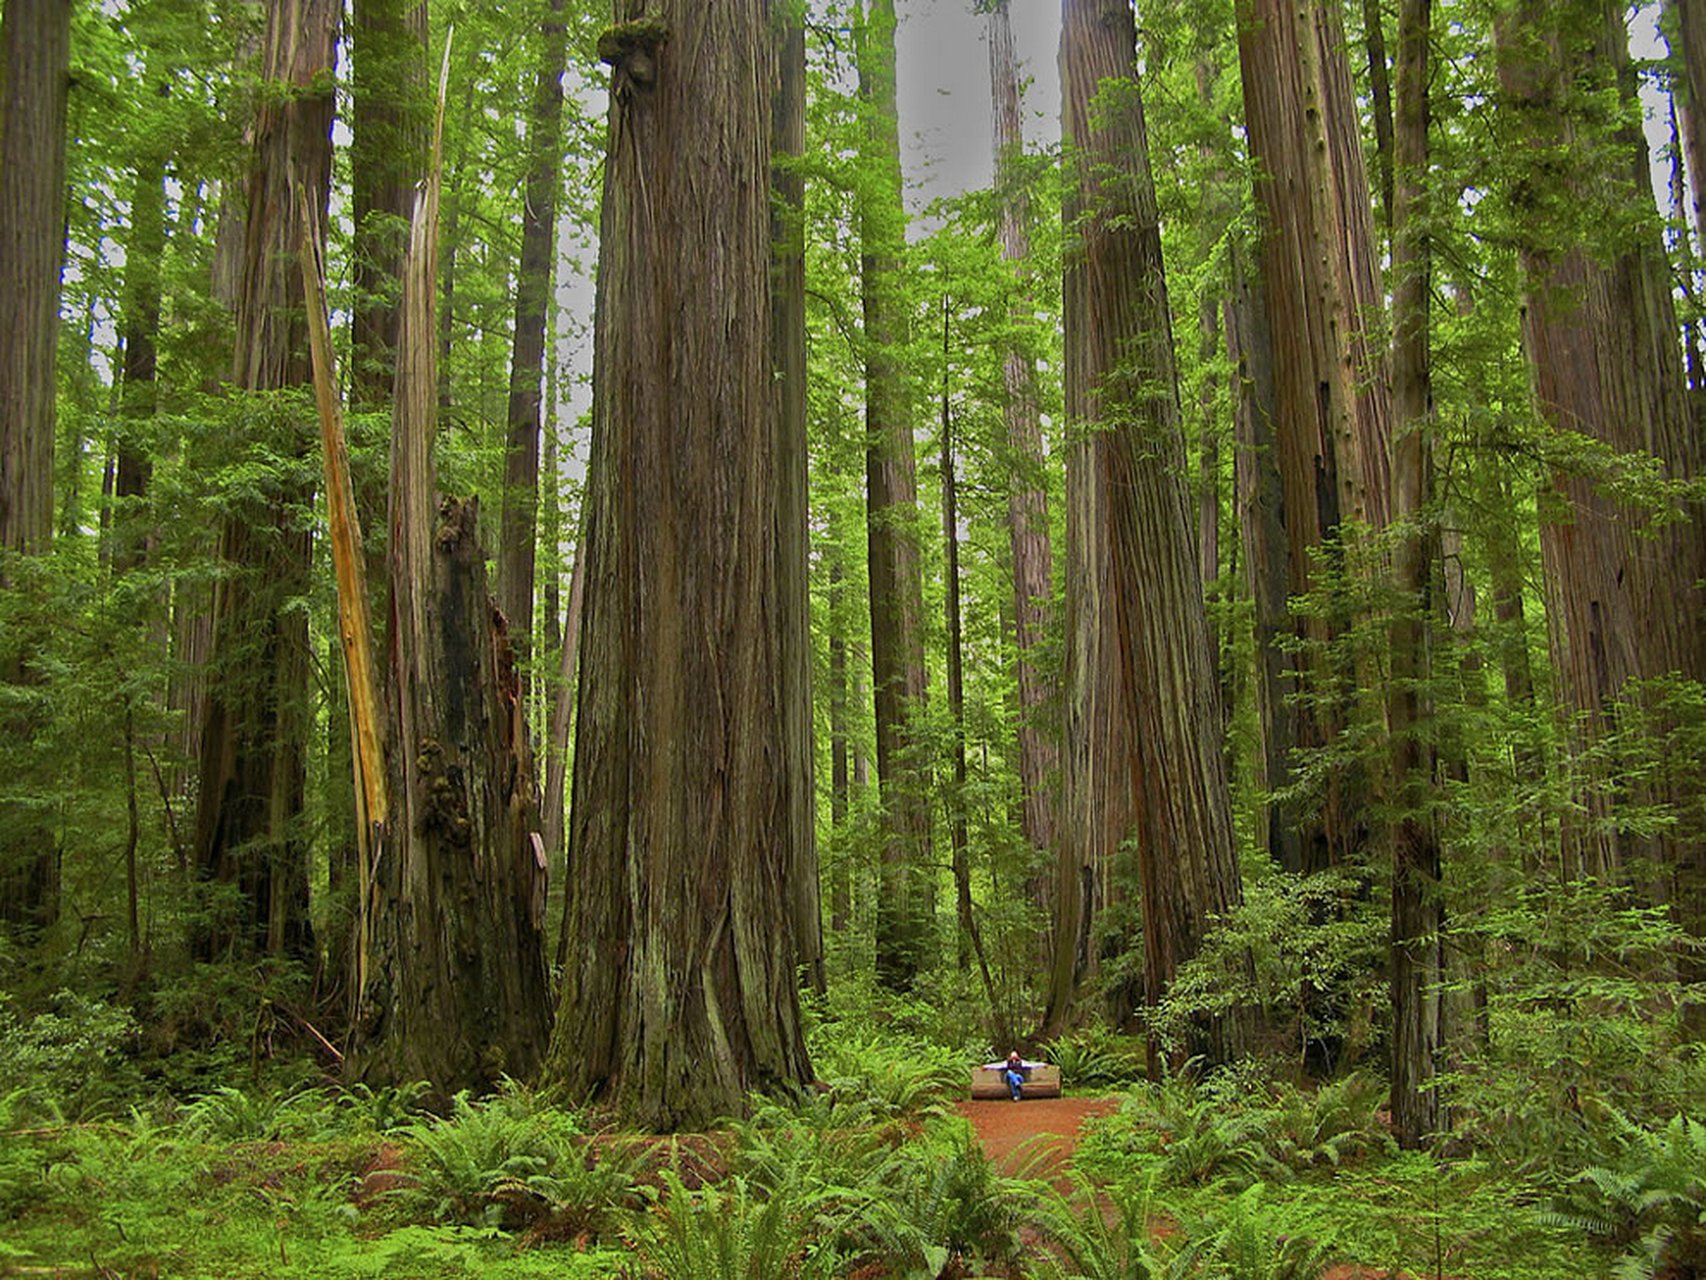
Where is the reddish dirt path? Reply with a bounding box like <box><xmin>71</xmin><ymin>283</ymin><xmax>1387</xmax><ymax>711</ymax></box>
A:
<box><xmin>956</xmin><ymin>1094</ymin><xmax>1122</xmax><ymax>1186</ymax></box>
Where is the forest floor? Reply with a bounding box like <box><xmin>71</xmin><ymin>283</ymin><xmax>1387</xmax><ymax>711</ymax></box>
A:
<box><xmin>958</xmin><ymin>1094</ymin><xmax>1469</xmax><ymax>1280</ymax></box>
<box><xmin>957</xmin><ymin>1094</ymin><xmax>1122</xmax><ymax>1188</ymax></box>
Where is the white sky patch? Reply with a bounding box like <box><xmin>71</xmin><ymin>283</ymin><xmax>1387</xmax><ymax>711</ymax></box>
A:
<box><xmin>894</xmin><ymin>0</ymin><xmax>1061</xmax><ymax>214</ymax></box>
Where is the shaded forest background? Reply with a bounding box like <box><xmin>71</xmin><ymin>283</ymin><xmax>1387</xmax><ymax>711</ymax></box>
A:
<box><xmin>0</xmin><ymin>0</ymin><xmax>1702</xmax><ymax>1188</ymax></box>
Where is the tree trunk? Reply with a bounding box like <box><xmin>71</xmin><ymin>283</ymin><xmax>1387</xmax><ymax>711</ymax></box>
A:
<box><xmin>115</xmin><ymin>102</ymin><xmax>167</xmax><ymax>577</ymax></box>
<box><xmin>942</xmin><ymin>315</ymin><xmax>972</xmax><ymax>970</ymax></box>
<box><xmin>828</xmin><ymin>556</ymin><xmax>852</xmax><ymax>937</ymax></box>
<box><xmin>350</xmin><ymin>0</ymin><xmax>428</xmax><ymax>408</ymax></box>
<box><xmin>986</xmin><ymin>0</ymin><xmax>1058</xmax><ymax>943</ymax></box>
<box><xmin>544</xmin><ymin>3</ymin><xmax>813</xmax><ymax>1130</ymax></box>
<box><xmin>772</xmin><ymin>7</ymin><xmax>822</xmax><ymax>996</ymax></box>
<box><xmin>1496</xmin><ymin>0</ymin><xmax>1706</xmax><ymax>1014</ymax></box>
<box><xmin>349</xmin><ymin>67</ymin><xmax>552</xmax><ymax>1092</ymax></box>
<box><xmin>1235</xmin><ymin>0</ymin><xmax>1392</xmax><ymax>874</ymax></box>
<box><xmin>1061</xmin><ymin>0</ymin><xmax>1247</xmax><ymax>1066</ymax></box>
<box><xmin>1387</xmin><ymin>0</ymin><xmax>1442</xmax><ymax>1149</ymax></box>
<box><xmin>191</xmin><ymin>0</ymin><xmax>338</xmax><ymax>962</ymax></box>
<box><xmin>1496</xmin><ymin>0</ymin><xmax>1706</xmax><ymax>874</ymax></box>
<box><xmin>1227</xmin><ymin>242</ymin><xmax>1302</xmax><ymax>871</ymax></box>
<box><xmin>0</xmin><ymin>0</ymin><xmax>70</xmax><ymax>944</ymax></box>
<box><xmin>1361</xmin><ymin>0</ymin><xmax>1395</xmax><ymax>241</ymax></box>
<box><xmin>497</xmin><ymin>0</ymin><xmax>569</xmax><ymax>692</ymax></box>
<box><xmin>1670</xmin><ymin>0</ymin><xmax>1706</xmax><ymax>243</ymax></box>
<box><xmin>857</xmin><ymin>0</ymin><xmax>935</xmax><ymax>991</ymax></box>
<box><xmin>0</xmin><ymin>0</ymin><xmax>66</xmax><ymax>566</ymax></box>
<box><xmin>545</xmin><ymin>535</ymin><xmax>585</xmax><ymax>967</ymax></box>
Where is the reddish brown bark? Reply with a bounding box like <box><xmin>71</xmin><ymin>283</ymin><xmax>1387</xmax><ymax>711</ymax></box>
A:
<box><xmin>987</xmin><ymin>0</ymin><xmax>1059</xmax><ymax>944</ymax></box>
<box><xmin>497</xmin><ymin>0</ymin><xmax>569</xmax><ymax>690</ymax></box>
<box><xmin>857</xmin><ymin>0</ymin><xmax>935</xmax><ymax>990</ymax></box>
<box><xmin>545</xmin><ymin>3</ymin><xmax>813</xmax><ymax>1129</ymax></box>
<box><xmin>191</xmin><ymin>0</ymin><xmax>338</xmax><ymax>961</ymax></box>
<box><xmin>349</xmin><ymin>63</ymin><xmax>551</xmax><ymax>1091</ymax></box>
<box><xmin>349</xmin><ymin>0</ymin><xmax>428</xmax><ymax>408</ymax></box>
<box><xmin>1059</xmin><ymin>0</ymin><xmax>1247</xmax><ymax>1065</ymax></box>
<box><xmin>1235</xmin><ymin>0</ymin><xmax>1393</xmax><ymax>873</ymax></box>
<box><xmin>0</xmin><ymin>0</ymin><xmax>69</xmax><ymax>941</ymax></box>
<box><xmin>1388</xmin><ymin>0</ymin><xmax>1442</xmax><ymax>1149</ymax></box>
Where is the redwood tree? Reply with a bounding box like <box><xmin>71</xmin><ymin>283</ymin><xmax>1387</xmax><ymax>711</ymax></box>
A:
<box><xmin>772</xmin><ymin>3</ymin><xmax>823</xmax><ymax>995</ymax></box>
<box><xmin>545</xmin><ymin>3</ymin><xmax>813</xmax><ymax>1130</ymax></box>
<box><xmin>856</xmin><ymin>0</ymin><xmax>934</xmax><ymax>990</ymax></box>
<box><xmin>0</xmin><ymin>0</ymin><xmax>71</xmax><ymax>939</ymax></box>
<box><xmin>1235</xmin><ymin>0</ymin><xmax>1394</xmax><ymax>875</ymax></box>
<box><xmin>496</xmin><ymin>0</ymin><xmax>569</xmax><ymax>688</ymax></box>
<box><xmin>190</xmin><ymin>0</ymin><xmax>337</xmax><ymax>960</ymax></box>
<box><xmin>1060</xmin><ymin>0</ymin><xmax>1247</xmax><ymax>1065</ymax></box>
<box><xmin>984</xmin><ymin>0</ymin><xmax>1058</xmax><ymax>951</ymax></box>
<box><xmin>1388</xmin><ymin>0</ymin><xmax>1443</xmax><ymax>1148</ymax></box>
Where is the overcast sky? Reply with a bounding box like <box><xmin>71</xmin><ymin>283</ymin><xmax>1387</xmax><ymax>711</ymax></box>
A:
<box><xmin>893</xmin><ymin>0</ymin><xmax>1061</xmax><ymax>210</ymax></box>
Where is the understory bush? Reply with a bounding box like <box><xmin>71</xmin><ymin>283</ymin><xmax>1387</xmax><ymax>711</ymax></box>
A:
<box><xmin>1546</xmin><ymin>1111</ymin><xmax>1706</xmax><ymax>1279</ymax></box>
<box><xmin>1076</xmin><ymin>1071</ymin><xmax>1393</xmax><ymax>1192</ymax></box>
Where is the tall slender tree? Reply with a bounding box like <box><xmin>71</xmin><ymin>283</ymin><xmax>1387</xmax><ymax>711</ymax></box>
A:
<box><xmin>1235</xmin><ymin>0</ymin><xmax>1393</xmax><ymax>874</ymax></box>
<box><xmin>349</xmin><ymin>0</ymin><xmax>429</xmax><ymax>409</ymax></box>
<box><xmin>343</xmin><ymin>55</ymin><xmax>553</xmax><ymax>1087</ymax></box>
<box><xmin>772</xmin><ymin>2</ymin><xmax>823</xmax><ymax>995</ymax></box>
<box><xmin>1060</xmin><ymin>0</ymin><xmax>1247</xmax><ymax>1065</ymax></box>
<box><xmin>0</xmin><ymin>0</ymin><xmax>72</xmax><ymax>940</ymax></box>
<box><xmin>545</xmin><ymin>3</ymin><xmax>813</xmax><ymax>1130</ymax></box>
<box><xmin>190</xmin><ymin>0</ymin><xmax>337</xmax><ymax>961</ymax></box>
<box><xmin>856</xmin><ymin>0</ymin><xmax>935</xmax><ymax>990</ymax></box>
<box><xmin>497</xmin><ymin>0</ymin><xmax>568</xmax><ymax>691</ymax></box>
<box><xmin>1495</xmin><ymin>2</ymin><xmax>1706</xmax><ymax>1031</ymax></box>
<box><xmin>1388</xmin><ymin>0</ymin><xmax>1443</xmax><ymax>1148</ymax></box>
<box><xmin>983</xmin><ymin>0</ymin><xmax>1058</xmax><ymax>947</ymax></box>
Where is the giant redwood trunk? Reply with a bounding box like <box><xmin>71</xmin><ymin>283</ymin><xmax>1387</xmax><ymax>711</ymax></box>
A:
<box><xmin>772</xmin><ymin>9</ymin><xmax>823</xmax><ymax>994</ymax></box>
<box><xmin>1060</xmin><ymin>0</ymin><xmax>1247</xmax><ymax>1065</ymax></box>
<box><xmin>544</xmin><ymin>3</ymin><xmax>813</xmax><ymax>1131</ymax></box>
<box><xmin>1496</xmin><ymin>0</ymin><xmax>1706</xmax><ymax>974</ymax></box>
<box><xmin>348</xmin><ymin>63</ymin><xmax>551</xmax><ymax>1091</ymax></box>
<box><xmin>1235</xmin><ymin>0</ymin><xmax>1393</xmax><ymax>874</ymax></box>
<box><xmin>191</xmin><ymin>0</ymin><xmax>337</xmax><ymax>961</ymax></box>
<box><xmin>0</xmin><ymin>0</ymin><xmax>70</xmax><ymax>941</ymax></box>
<box><xmin>857</xmin><ymin>0</ymin><xmax>935</xmax><ymax>990</ymax></box>
<box><xmin>987</xmin><ymin>0</ymin><xmax>1059</xmax><ymax>950</ymax></box>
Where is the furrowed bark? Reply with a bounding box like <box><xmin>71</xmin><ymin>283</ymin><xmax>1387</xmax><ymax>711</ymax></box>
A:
<box><xmin>545</xmin><ymin>2</ymin><xmax>813</xmax><ymax>1130</ymax></box>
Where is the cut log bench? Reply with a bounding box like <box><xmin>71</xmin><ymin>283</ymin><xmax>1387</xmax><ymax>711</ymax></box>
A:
<box><xmin>970</xmin><ymin>1062</ymin><xmax>1062</xmax><ymax>1100</ymax></box>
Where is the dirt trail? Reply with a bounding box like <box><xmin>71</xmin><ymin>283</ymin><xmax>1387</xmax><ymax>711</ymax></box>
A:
<box><xmin>956</xmin><ymin>1095</ymin><xmax>1122</xmax><ymax>1187</ymax></box>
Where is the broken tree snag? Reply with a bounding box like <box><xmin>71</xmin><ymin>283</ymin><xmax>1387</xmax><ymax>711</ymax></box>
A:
<box><xmin>348</xmin><ymin>33</ymin><xmax>550</xmax><ymax>1097</ymax></box>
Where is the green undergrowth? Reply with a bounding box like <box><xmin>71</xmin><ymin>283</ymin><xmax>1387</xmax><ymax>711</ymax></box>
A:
<box><xmin>1</xmin><ymin>1028</ymin><xmax>1682</xmax><ymax>1279</ymax></box>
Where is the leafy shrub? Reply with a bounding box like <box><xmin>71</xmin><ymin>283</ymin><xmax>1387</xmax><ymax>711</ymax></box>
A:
<box><xmin>0</xmin><ymin>990</ymin><xmax>139</xmax><ymax>1115</ymax></box>
<box><xmin>867</xmin><ymin>1121</ymin><xmax>1027</xmax><ymax>1273</ymax></box>
<box><xmin>1034</xmin><ymin>1173</ymin><xmax>1184</xmax><ymax>1280</ymax></box>
<box><xmin>1259</xmin><ymin>1074</ymin><xmax>1395</xmax><ymax>1176</ymax></box>
<box><xmin>732</xmin><ymin>1090</ymin><xmax>910</xmax><ymax>1196</ymax></box>
<box><xmin>1077</xmin><ymin>1079</ymin><xmax>1271</xmax><ymax>1190</ymax></box>
<box><xmin>396</xmin><ymin>1086</ymin><xmax>620</xmax><ymax>1230</ymax></box>
<box><xmin>1175</xmin><ymin>1184</ymin><xmax>1335</xmax><ymax>1280</ymax></box>
<box><xmin>623</xmin><ymin>1169</ymin><xmax>848</xmax><ymax>1279</ymax></box>
<box><xmin>1046</xmin><ymin>1026</ymin><xmax>1148</xmax><ymax>1090</ymax></box>
<box><xmin>178</xmin><ymin>1083</ymin><xmax>343</xmax><ymax>1142</ymax></box>
<box><xmin>806</xmin><ymin>1026</ymin><xmax>962</xmax><ymax>1123</ymax></box>
<box><xmin>1150</xmin><ymin>866</ymin><xmax>1385</xmax><ymax>1069</ymax></box>
<box><xmin>338</xmin><ymin>1080</ymin><xmax>431</xmax><ymax>1134</ymax></box>
<box><xmin>0</xmin><ymin>1088</ymin><xmax>47</xmax><ymax>1217</ymax></box>
<box><xmin>1547</xmin><ymin>1112</ymin><xmax>1706</xmax><ymax>1279</ymax></box>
